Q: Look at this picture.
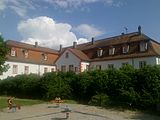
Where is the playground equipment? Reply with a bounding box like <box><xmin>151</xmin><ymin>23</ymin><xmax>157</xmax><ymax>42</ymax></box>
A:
<box><xmin>7</xmin><ymin>97</ymin><xmax>21</xmax><ymax>112</ymax></box>
<box><xmin>61</xmin><ymin>105</ymin><xmax>72</xmax><ymax>119</ymax></box>
<box><xmin>50</xmin><ymin>97</ymin><xmax>64</xmax><ymax>106</ymax></box>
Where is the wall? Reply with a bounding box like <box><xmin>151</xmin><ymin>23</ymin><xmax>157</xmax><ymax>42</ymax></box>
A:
<box><xmin>0</xmin><ymin>61</ymin><xmax>56</xmax><ymax>80</ymax></box>
<box><xmin>90</xmin><ymin>56</ymin><xmax>158</xmax><ymax>70</ymax></box>
<box><xmin>56</xmin><ymin>50</ymin><xmax>81</xmax><ymax>72</ymax></box>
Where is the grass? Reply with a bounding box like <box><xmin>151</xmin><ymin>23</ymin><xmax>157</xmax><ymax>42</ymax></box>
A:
<box><xmin>0</xmin><ymin>96</ymin><xmax>44</xmax><ymax>110</ymax></box>
<box><xmin>63</xmin><ymin>100</ymin><xmax>77</xmax><ymax>104</ymax></box>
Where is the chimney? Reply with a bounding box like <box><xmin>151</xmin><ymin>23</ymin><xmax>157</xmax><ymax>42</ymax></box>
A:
<box><xmin>35</xmin><ymin>41</ymin><xmax>38</xmax><ymax>47</ymax></box>
<box><xmin>59</xmin><ymin>44</ymin><xmax>62</xmax><ymax>52</ymax></box>
<box><xmin>73</xmin><ymin>41</ymin><xmax>77</xmax><ymax>48</ymax></box>
<box><xmin>138</xmin><ymin>25</ymin><xmax>142</xmax><ymax>35</ymax></box>
<box><xmin>91</xmin><ymin>37</ymin><xmax>94</xmax><ymax>45</ymax></box>
<box><xmin>121</xmin><ymin>32</ymin><xmax>125</xmax><ymax>35</ymax></box>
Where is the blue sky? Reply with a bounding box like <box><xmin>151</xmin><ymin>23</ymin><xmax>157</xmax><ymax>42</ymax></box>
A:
<box><xmin>0</xmin><ymin>0</ymin><xmax>160</xmax><ymax>49</ymax></box>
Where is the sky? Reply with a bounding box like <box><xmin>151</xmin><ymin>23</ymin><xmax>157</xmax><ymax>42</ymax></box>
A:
<box><xmin>0</xmin><ymin>0</ymin><xmax>160</xmax><ymax>50</ymax></box>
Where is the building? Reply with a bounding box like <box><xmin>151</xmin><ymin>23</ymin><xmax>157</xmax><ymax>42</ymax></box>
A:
<box><xmin>1</xmin><ymin>26</ymin><xmax>160</xmax><ymax>79</ymax></box>
<box><xmin>0</xmin><ymin>40</ymin><xmax>59</xmax><ymax>79</ymax></box>
<box><xmin>56</xmin><ymin>27</ymin><xmax>160</xmax><ymax>72</ymax></box>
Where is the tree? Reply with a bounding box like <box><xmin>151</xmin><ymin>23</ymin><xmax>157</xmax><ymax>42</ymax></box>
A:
<box><xmin>0</xmin><ymin>35</ymin><xmax>9</xmax><ymax>75</ymax></box>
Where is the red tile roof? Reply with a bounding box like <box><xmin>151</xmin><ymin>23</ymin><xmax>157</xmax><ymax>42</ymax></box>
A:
<box><xmin>63</xmin><ymin>32</ymin><xmax>160</xmax><ymax>61</ymax></box>
<box><xmin>6</xmin><ymin>40</ymin><xmax>59</xmax><ymax>65</ymax></box>
<box><xmin>6</xmin><ymin>40</ymin><xmax>59</xmax><ymax>54</ymax></box>
<box><xmin>68</xmin><ymin>48</ymin><xmax>90</xmax><ymax>61</ymax></box>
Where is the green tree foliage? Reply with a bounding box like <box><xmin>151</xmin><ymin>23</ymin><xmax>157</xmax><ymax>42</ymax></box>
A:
<box><xmin>40</xmin><ymin>72</ymin><xmax>73</xmax><ymax>100</ymax></box>
<box><xmin>89</xmin><ymin>93</ymin><xmax>110</xmax><ymax>106</ymax></box>
<box><xmin>0</xmin><ymin>35</ymin><xmax>9</xmax><ymax>75</ymax></box>
<box><xmin>1</xmin><ymin>65</ymin><xmax>160</xmax><ymax>111</ymax></box>
<box><xmin>0</xmin><ymin>74</ymin><xmax>41</xmax><ymax>99</ymax></box>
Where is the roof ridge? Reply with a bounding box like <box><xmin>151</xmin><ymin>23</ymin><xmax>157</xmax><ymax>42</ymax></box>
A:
<box><xmin>6</xmin><ymin>40</ymin><xmax>59</xmax><ymax>54</ymax></box>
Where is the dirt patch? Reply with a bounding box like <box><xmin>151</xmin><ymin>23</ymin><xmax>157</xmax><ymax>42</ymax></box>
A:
<box><xmin>0</xmin><ymin>103</ymin><xmax>160</xmax><ymax>120</ymax></box>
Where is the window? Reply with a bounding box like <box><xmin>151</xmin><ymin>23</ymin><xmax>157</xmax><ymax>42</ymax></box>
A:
<box><xmin>51</xmin><ymin>68</ymin><xmax>55</xmax><ymax>72</ymax></box>
<box><xmin>140</xmin><ymin>42</ymin><xmax>148</xmax><ymax>52</ymax></box>
<box><xmin>24</xmin><ymin>66</ymin><xmax>29</xmax><ymax>74</ymax></box>
<box><xmin>44</xmin><ymin>67</ymin><xmax>48</xmax><ymax>73</ymax></box>
<box><xmin>122</xmin><ymin>62</ymin><xmax>128</xmax><ymax>67</ymax></box>
<box><xmin>108</xmin><ymin>64</ymin><xmax>114</xmax><ymax>69</ymax></box>
<box><xmin>22</xmin><ymin>49</ymin><xmax>28</xmax><ymax>58</ymax></box>
<box><xmin>97</xmin><ymin>48</ymin><xmax>103</xmax><ymax>57</ymax></box>
<box><xmin>122</xmin><ymin>45</ymin><xmax>129</xmax><ymax>53</ymax></box>
<box><xmin>75</xmin><ymin>67</ymin><xmax>78</xmax><ymax>72</ymax></box>
<box><xmin>42</xmin><ymin>53</ymin><xmax>48</xmax><ymax>60</ymax></box>
<box><xmin>65</xmin><ymin>52</ymin><xmax>69</xmax><ymax>58</ymax></box>
<box><xmin>96</xmin><ymin>65</ymin><xmax>101</xmax><ymax>70</ymax></box>
<box><xmin>86</xmin><ymin>65</ymin><xmax>89</xmax><ymax>71</ymax></box>
<box><xmin>139</xmin><ymin>61</ymin><xmax>146</xmax><ymax>68</ymax></box>
<box><xmin>61</xmin><ymin>65</ymin><xmax>66</xmax><ymax>72</ymax></box>
<box><xmin>13</xmin><ymin>65</ymin><xmax>18</xmax><ymax>74</ymax></box>
<box><xmin>69</xmin><ymin>65</ymin><xmax>74</xmax><ymax>72</ymax></box>
<box><xmin>44</xmin><ymin>54</ymin><xmax>48</xmax><ymax>60</ymax></box>
<box><xmin>109</xmin><ymin>47</ymin><xmax>115</xmax><ymax>55</ymax></box>
<box><xmin>11</xmin><ymin>48</ymin><xmax>16</xmax><ymax>56</ymax></box>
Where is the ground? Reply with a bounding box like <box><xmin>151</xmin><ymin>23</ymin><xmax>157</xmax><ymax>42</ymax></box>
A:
<box><xmin>0</xmin><ymin>103</ymin><xmax>160</xmax><ymax>120</ymax></box>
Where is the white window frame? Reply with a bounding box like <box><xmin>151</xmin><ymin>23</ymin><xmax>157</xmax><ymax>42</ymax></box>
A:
<box><xmin>122</xmin><ymin>62</ymin><xmax>128</xmax><ymax>67</ymax></box>
<box><xmin>139</xmin><ymin>61</ymin><xmax>146</xmax><ymax>68</ymax></box>
<box><xmin>140</xmin><ymin>42</ymin><xmax>148</xmax><ymax>52</ymax></box>
<box><xmin>109</xmin><ymin>47</ymin><xmax>115</xmax><ymax>55</ymax></box>
<box><xmin>24</xmin><ymin>66</ymin><xmax>29</xmax><ymax>74</ymax></box>
<box><xmin>61</xmin><ymin>65</ymin><xmax>66</xmax><ymax>72</ymax></box>
<box><xmin>51</xmin><ymin>68</ymin><xmax>55</xmax><ymax>72</ymax></box>
<box><xmin>97</xmin><ymin>49</ymin><xmax>103</xmax><ymax>57</ymax></box>
<box><xmin>122</xmin><ymin>45</ymin><xmax>129</xmax><ymax>54</ymax></box>
<box><xmin>44</xmin><ymin>67</ymin><xmax>48</xmax><ymax>73</ymax></box>
<box><xmin>11</xmin><ymin>48</ymin><xmax>16</xmax><ymax>56</ymax></box>
<box><xmin>96</xmin><ymin>65</ymin><xmax>101</xmax><ymax>70</ymax></box>
<box><xmin>108</xmin><ymin>64</ymin><xmax>114</xmax><ymax>69</ymax></box>
<box><xmin>69</xmin><ymin>65</ymin><xmax>74</xmax><ymax>72</ymax></box>
<box><xmin>13</xmin><ymin>65</ymin><xmax>18</xmax><ymax>74</ymax></box>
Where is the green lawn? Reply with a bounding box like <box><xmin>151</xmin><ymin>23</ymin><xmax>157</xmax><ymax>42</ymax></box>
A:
<box><xmin>0</xmin><ymin>96</ymin><xmax>44</xmax><ymax>110</ymax></box>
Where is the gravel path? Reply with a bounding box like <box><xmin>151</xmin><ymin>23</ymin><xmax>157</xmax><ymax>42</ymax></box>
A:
<box><xmin>0</xmin><ymin>103</ymin><xmax>160</xmax><ymax>120</ymax></box>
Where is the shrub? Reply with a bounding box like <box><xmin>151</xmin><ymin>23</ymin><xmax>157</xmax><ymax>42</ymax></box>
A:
<box><xmin>89</xmin><ymin>93</ymin><xmax>110</xmax><ymax>107</ymax></box>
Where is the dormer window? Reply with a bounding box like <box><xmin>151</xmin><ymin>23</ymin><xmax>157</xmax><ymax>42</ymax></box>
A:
<box><xmin>140</xmin><ymin>42</ymin><xmax>148</xmax><ymax>52</ymax></box>
<box><xmin>42</xmin><ymin>53</ymin><xmax>48</xmax><ymax>60</ymax></box>
<box><xmin>122</xmin><ymin>45</ymin><xmax>129</xmax><ymax>54</ymax></box>
<box><xmin>97</xmin><ymin>48</ymin><xmax>103</xmax><ymax>57</ymax></box>
<box><xmin>109</xmin><ymin>47</ymin><xmax>115</xmax><ymax>55</ymax></box>
<box><xmin>11</xmin><ymin>48</ymin><xmax>16</xmax><ymax>56</ymax></box>
<box><xmin>22</xmin><ymin>49</ymin><xmax>28</xmax><ymax>58</ymax></box>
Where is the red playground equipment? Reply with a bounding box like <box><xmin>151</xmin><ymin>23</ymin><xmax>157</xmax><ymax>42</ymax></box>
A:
<box><xmin>7</xmin><ymin>97</ymin><xmax>21</xmax><ymax>112</ymax></box>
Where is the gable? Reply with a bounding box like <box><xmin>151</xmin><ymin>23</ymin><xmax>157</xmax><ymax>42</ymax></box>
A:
<box><xmin>55</xmin><ymin>49</ymin><xmax>81</xmax><ymax>65</ymax></box>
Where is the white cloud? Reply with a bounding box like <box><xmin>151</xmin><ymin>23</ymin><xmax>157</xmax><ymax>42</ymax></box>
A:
<box><xmin>44</xmin><ymin>0</ymin><xmax>115</xmax><ymax>9</ymax></box>
<box><xmin>17</xmin><ymin>16</ymin><xmax>89</xmax><ymax>49</ymax></box>
<box><xmin>75</xmin><ymin>24</ymin><xmax>104</xmax><ymax>39</ymax></box>
<box><xmin>0</xmin><ymin>0</ymin><xmax>36</xmax><ymax>18</ymax></box>
<box><xmin>0</xmin><ymin>0</ymin><xmax>123</xmax><ymax>17</ymax></box>
<box><xmin>9</xmin><ymin>5</ymin><xmax>27</xmax><ymax>18</ymax></box>
<box><xmin>0</xmin><ymin>0</ymin><xmax>6</xmax><ymax>11</ymax></box>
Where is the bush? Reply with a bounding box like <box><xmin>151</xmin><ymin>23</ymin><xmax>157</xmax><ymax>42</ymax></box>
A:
<box><xmin>89</xmin><ymin>93</ymin><xmax>110</xmax><ymax>107</ymax></box>
<box><xmin>1</xmin><ymin>65</ymin><xmax>160</xmax><ymax>111</ymax></box>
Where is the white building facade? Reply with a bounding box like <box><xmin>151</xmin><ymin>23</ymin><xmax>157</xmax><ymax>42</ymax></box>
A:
<box><xmin>55</xmin><ymin>48</ymin><xmax>90</xmax><ymax>73</ymax></box>
<box><xmin>1</xmin><ymin>28</ymin><xmax>160</xmax><ymax>79</ymax></box>
<box><xmin>0</xmin><ymin>40</ymin><xmax>58</xmax><ymax>80</ymax></box>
